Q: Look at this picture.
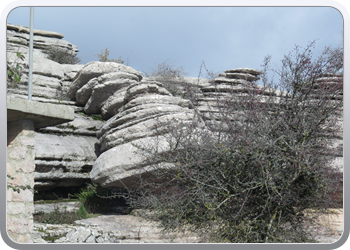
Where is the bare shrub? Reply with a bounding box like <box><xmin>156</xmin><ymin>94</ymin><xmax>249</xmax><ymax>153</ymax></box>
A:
<box><xmin>96</xmin><ymin>47</ymin><xmax>124</xmax><ymax>64</ymax></box>
<box><xmin>130</xmin><ymin>41</ymin><xmax>343</xmax><ymax>243</ymax></box>
<box><xmin>46</xmin><ymin>44</ymin><xmax>80</xmax><ymax>64</ymax></box>
<box><xmin>145</xmin><ymin>60</ymin><xmax>189</xmax><ymax>97</ymax></box>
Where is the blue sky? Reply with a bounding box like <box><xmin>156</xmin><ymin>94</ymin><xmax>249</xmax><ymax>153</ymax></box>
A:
<box><xmin>7</xmin><ymin>6</ymin><xmax>343</xmax><ymax>77</ymax></box>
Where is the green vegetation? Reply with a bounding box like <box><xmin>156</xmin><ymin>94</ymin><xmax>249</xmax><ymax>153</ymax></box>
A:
<box><xmin>34</xmin><ymin>205</ymin><xmax>91</xmax><ymax>224</ymax></box>
<box><xmin>96</xmin><ymin>47</ymin><xmax>124</xmax><ymax>64</ymax></box>
<box><xmin>7</xmin><ymin>174</ymin><xmax>33</xmax><ymax>193</ymax></box>
<box><xmin>70</xmin><ymin>183</ymin><xmax>100</xmax><ymax>214</ymax></box>
<box><xmin>34</xmin><ymin>184</ymin><xmax>105</xmax><ymax>225</ymax></box>
<box><xmin>7</xmin><ymin>51</ymin><xmax>24</xmax><ymax>87</ymax></box>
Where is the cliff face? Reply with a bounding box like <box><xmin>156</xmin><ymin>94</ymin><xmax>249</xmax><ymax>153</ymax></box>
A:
<box><xmin>7</xmin><ymin>24</ymin><xmax>343</xmax><ymax>198</ymax></box>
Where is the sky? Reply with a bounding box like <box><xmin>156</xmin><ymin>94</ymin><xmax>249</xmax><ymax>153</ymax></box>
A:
<box><xmin>6</xmin><ymin>6</ymin><xmax>344</xmax><ymax>78</ymax></box>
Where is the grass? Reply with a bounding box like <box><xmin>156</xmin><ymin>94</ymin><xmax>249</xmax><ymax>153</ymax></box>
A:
<box><xmin>34</xmin><ymin>205</ymin><xmax>99</xmax><ymax>224</ymax></box>
<box><xmin>34</xmin><ymin>183</ymin><xmax>104</xmax><ymax>225</ymax></box>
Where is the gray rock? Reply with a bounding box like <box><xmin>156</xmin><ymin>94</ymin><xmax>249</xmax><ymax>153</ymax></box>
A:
<box><xmin>34</xmin><ymin>202</ymin><xmax>80</xmax><ymax>214</ymax></box>
<box><xmin>224</xmin><ymin>68</ymin><xmax>263</xmax><ymax>76</ymax></box>
<box><xmin>7</xmin><ymin>24</ymin><xmax>81</xmax><ymax>102</ymax></box>
<box><xmin>75</xmin><ymin>72</ymin><xmax>138</xmax><ymax>106</ymax></box>
<box><xmin>39</xmin><ymin>112</ymin><xmax>105</xmax><ymax>136</ymax></box>
<box><xmin>100</xmin><ymin>88</ymin><xmax>128</xmax><ymax>120</ymax></box>
<box><xmin>33</xmin><ymin>214</ymin><xmax>200</xmax><ymax>243</ymax></box>
<box><xmin>90</xmin><ymin>135</ymin><xmax>177</xmax><ymax>188</ymax></box>
<box><xmin>83</xmin><ymin>78</ymin><xmax>137</xmax><ymax>115</ymax></box>
<box><xmin>67</xmin><ymin>61</ymin><xmax>143</xmax><ymax>101</ymax></box>
<box><xmin>7</xmin><ymin>23</ymin><xmax>65</xmax><ymax>38</ymax></box>
<box><xmin>34</xmin><ymin>132</ymin><xmax>99</xmax><ymax>190</ymax></box>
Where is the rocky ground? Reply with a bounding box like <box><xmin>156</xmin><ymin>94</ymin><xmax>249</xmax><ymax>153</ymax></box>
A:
<box><xmin>32</xmin><ymin>202</ymin><xmax>343</xmax><ymax>244</ymax></box>
<box><xmin>32</xmin><ymin>202</ymin><xmax>199</xmax><ymax>243</ymax></box>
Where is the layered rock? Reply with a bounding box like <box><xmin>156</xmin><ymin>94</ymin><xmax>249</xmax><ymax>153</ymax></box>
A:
<box><xmin>88</xmin><ymin>67</ymin><xmax>343</xmax><ymax>190</ymax></box>
<box><xmin>67</xmin><ymin>61</ymin><xmax>143</xmax><ymax>118</ymax></box>
<box><xmin>7</xmin><ymin>24</ymin><xmax>342</xmax><ymax>197</ymax></box>
<box><xmin>195</xmin><ymin>68</ymin><xmax>266</xmax><ymax>124</ymax></box>
<box><xmin>90</xmin><ymin>80</ymin><xmax>196</xmax><ymax>188</ymax></box>
<box><xmin>7</xmin><ymin>24</ymin><xmax>82</xmax><ymax>101</ymax></box>
<box><xmin>7</xmin><ymin>24</ymin><xmax>101</xmax><ymax>197</ymax></box>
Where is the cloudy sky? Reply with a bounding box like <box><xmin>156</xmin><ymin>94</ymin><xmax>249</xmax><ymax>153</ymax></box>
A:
<box><xmin>7</xmin><ymin>6</ymin><xmax>343</xmax><ymax>77</ymax></box>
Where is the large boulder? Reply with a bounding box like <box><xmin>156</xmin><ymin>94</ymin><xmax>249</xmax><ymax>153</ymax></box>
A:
<box><xmin>90</xmin><ymin>80</ymin><xmax>197</xmax><ymax>188</ymax></box>
<box><xmin>67</xmin><ymin>61</ymin><xmax>143</xmax><ymax>101</ymax></box>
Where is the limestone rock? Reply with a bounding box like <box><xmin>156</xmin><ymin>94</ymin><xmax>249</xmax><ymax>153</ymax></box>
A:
<box><xmin>75</xmin><ymin>72</ymin><xmax>138</xmax><ymax>106</ymax></box>
<box><xmin>7</xmin><ymin>24</ymin><xmax>77</xmax><ymax>55</ymax></box>
<box><xmin>7</xmin><ymin>24</ymin><xmax>64</xmax><ymax>38</ymax></box>
<box><xmin>34</xmin><ymin>132</ymin><xmax>99</xmax><ymax>191</ymax></box>
<box><xmin>214</xmin><ymin>68</ymin><xmax>262</xmax><ymax>84</ymax></box>
<box><xmin>67</xmin><ymin>61</ymin><xmax>143</xmax><ymax>101</ymax></box>
<box><xmin>7</xmin><ymin>24</ymin><xmax>104</xmax><ymax>196</ymax></box>
<box><xmin>90</xmin><ymin>78</ymin><xmax>197</xmax><ymax>188</ymax></box>
<box><xmin>7</xmin><ymin>24</ymin><xmax>82</xmax><ymax>101</ymax></box>
<box><xmin>33</xmin><ymin>214</ymin><xmax>200</xmax><ymax>243</ymax></box>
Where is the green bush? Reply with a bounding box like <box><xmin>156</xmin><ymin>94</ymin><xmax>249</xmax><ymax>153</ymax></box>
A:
<box><xmin>71</xmin><ymin>182</ymin><xmax>100</xmax><ymax>213</ymax></box>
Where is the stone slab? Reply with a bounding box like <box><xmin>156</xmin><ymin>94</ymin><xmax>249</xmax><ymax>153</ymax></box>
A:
<box><xmin>7</xmin><ymin>96</ymin><xmax>74</xmax><ymax>129</ymax></box>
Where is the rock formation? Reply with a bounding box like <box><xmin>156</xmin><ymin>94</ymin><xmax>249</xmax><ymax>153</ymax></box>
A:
<box><xmin>7</xmin><ymin>24</ymin><xmax>343</xmax><ymax>244</ymax></box>
<box><xmin>7</xmin><ymin>23</ymin><xmax>81</xmax><ymax>101</ymax></box>
<box><xmin>7</xmin><ymin>23</ymin><xmax>343</xmax><ymax>198</ymax></box>
<box><xmin>88</xmin><ymin>67</ymin><xmax>343</xmax><ymax>189</ymax></box>
<box><xmin>65</xmin><ymin>63</ymin><xmax>197</xmax><ymax>188</ymax></box>
<box><xmin>7</xmin><ymin>24</ymin><xmax>100</xmax><ymax>198</ymax></box>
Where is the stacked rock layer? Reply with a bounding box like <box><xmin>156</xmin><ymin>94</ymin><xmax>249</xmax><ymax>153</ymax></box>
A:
<box><xmin>7</xmin><ymin>24</ymin><xmax>101</xmax><ymax>197</ymax></box>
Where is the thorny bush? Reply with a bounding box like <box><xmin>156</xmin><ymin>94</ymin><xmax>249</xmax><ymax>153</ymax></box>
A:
<box><xmin>130</xmin><ymin>41</ymin><xmax>343</xmax><ymax>243</ymax></box>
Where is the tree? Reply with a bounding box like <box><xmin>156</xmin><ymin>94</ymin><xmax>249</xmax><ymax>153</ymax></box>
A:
<box><xmin>95</xmin><ymin>47</ymin><xmax>124</xmax><ymax>64</ymax></box>
<box><xmin>130</xmin><ymin>41</ymin><xmax>343</xmax><ymax>243</ymax></box>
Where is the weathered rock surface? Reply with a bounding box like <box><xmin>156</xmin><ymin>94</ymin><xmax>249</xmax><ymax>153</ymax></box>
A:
<box><xmin>7</xmin><ymin>24</ymin><xmax>102</xmax><ymax>196</ymax></box>
<box><xmin>90</xmin><ymin>79</ymin><xmax>197</xmax><ymax>188</ymax></box>
<box><xmin>34</xmin><ymin>132</ymin><xmax>98</xmax><ymax>191</ymax></box>
<box><xmin>33</xmin><ymin>214</ymin><xmax>200</xmax><ymax>243</ymax></box>
<box><xmin>7</xmin><ymin>24</ymin><xmax>82</xmax><ymax>101</ymax></box>
<box><xmin>7</xmin><ymin>24</ymin><xmax>343</xmax><ymax>244</ymax></box>
<box><xmin>34</xmin><ymin>202</ymin><xmax>80</xmax><ymax>214</ymax></box>
<box><xmin>32</xmin><ymin>207</ymin><xmax>343</xmax><ymax>244</ymax></box>
<box><xmin>67</xmin><ymin>61</ymin><xmax>143</xmax><ymax>105</ymax></box>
